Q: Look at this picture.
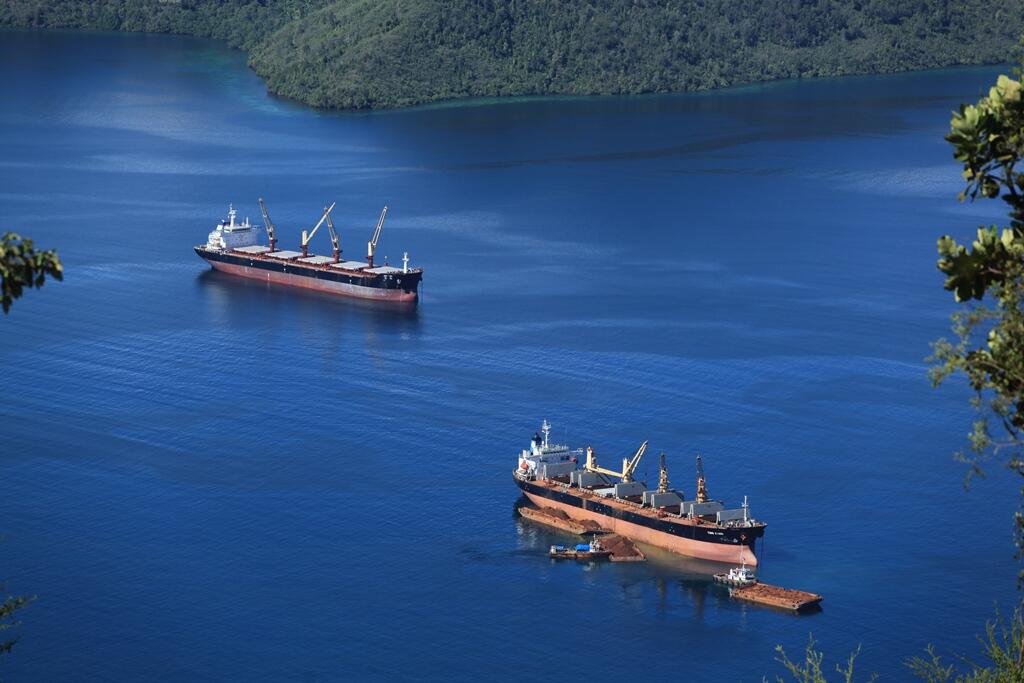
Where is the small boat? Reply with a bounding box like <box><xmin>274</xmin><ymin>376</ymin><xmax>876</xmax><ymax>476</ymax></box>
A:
<box><xmin>549</xmin><ymin>537</ymin><xmax>612</xmax><ymax>561</ymax></box>
<box><xmin>713</xmin><ymin>563</ymin><xmax>757</xmax><ymax>587</ymax></box>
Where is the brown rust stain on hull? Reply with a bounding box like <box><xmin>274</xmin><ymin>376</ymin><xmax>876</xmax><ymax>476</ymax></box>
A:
<box><xmin>524</xmin><ymin>491</ymin><xmax>757</xmax><ymax>565</ymax></box>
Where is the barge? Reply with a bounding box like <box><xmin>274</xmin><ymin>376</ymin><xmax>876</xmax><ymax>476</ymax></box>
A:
<box><xmin>729</xmin><ymin>583</ymin><xmax>823</xmax><ymax>612</ymax></box>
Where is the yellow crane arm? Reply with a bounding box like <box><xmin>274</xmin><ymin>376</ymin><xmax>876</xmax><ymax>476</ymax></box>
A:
<box><xmin>585</xmin><ymin>441</ymin><xmax>649</xmax><ymax>482</ymax></box>
<box><xmin>621</xmin><ymin>441</ymin><xmax>648</xmax><ymax>483</ymax></box>
<box><xmin>589</xmin><ymin>464</ymin><xmax>628</xmax><ymax>478</ymax></box>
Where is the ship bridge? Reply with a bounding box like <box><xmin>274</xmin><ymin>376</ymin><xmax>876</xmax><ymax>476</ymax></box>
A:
<box><xmin>206</xmin><ymin>204</ymin><xmax>259</xmax><ymax>251</ymax></box>
<box><xmin>517</xmin><ymin>420</ymin><xmax>581</xmax><ymax>481</ymax></box>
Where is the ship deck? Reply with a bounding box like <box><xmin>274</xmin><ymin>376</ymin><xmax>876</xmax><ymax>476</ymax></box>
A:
<box><xmin>524</xmin><ymin>475</ymin><xmax>762</xmax><ymax>533</ymax></box>
<box><xmin>198</xmin><ymin>245</ymin><xmax>423</xmax><ymax>277</ymax></box>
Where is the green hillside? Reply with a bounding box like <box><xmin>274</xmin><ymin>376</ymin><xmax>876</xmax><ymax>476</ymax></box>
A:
<box><xmin>3</xmin><ymin>0</ymin><xmax>1022</xmax><ymax>110</ymax></box>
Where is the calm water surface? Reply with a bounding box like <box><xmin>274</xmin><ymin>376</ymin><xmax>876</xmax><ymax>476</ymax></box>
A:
<box><xmin>0</xmin><ymin>29</ymin><xmax>1018</xmax><ymax>681</ymax></box>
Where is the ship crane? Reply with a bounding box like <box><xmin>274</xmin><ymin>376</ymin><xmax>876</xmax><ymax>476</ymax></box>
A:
<box><xmin>367</xmin><ymin>205</ymin><xmax>387</xmax><ymax>268</ymax></box>
<box><xmin>257</xmin><ymin>197</ymin><xmax>277</xmax><ymax>253</ymax></box>
<box><xmin>696</xmin><ymin>454</ymin><xmax>709</xmax><ymax>503</ymax></box>
<box><xmin>658</xmin><ymin>453</ymin><xmax>670</xmax><ymax>493</ymax></box>
<box><xmin>325</xmin><ymin>210</ymin><xmax>342</xmax><ymax>262</ymax></box>
<box><xmin>301</xmin><ymin>202</ymin><xmax>337</xmax><ymax>258</ymax></box>
<box><xmin>584</xmin><ymin>440</ymin><xmax>648</xmax><ymax>483</ymax></box>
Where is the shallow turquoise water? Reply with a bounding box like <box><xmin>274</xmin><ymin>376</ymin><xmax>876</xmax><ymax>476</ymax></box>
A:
<box><xmin>0</xmin><ymin>28</ymin><xmax>1018</xmax><ymax>681</ymax></box>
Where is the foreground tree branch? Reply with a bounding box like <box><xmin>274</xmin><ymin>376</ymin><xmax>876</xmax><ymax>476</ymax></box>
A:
<box><xmin>0</xmin><ymin>232</ymin><xmax>63</xmax><ymax>314</ymax></box>
<box><xmin>930</xmin><ymin>68</ymin><xmax>1024</xmax><ymax>582</ymax></box>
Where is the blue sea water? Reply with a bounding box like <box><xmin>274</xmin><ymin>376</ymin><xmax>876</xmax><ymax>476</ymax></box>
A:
<box><xmin>0</xmin><ymin>28</ymin><xmax>1019</xmax><ymax>681</ymax></box>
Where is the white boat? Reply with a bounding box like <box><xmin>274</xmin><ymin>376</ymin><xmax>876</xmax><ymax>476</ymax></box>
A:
<box><xmin>713</xmin><ymin>562</ymin><xmax>757</xmax><ymax>587</ymax></box>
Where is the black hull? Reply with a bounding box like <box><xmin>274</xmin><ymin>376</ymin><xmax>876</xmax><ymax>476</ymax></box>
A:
<box><xmin>195</xmin><ymin>247</ymin><xmax>423</xmax><ymax>296</ymax></box>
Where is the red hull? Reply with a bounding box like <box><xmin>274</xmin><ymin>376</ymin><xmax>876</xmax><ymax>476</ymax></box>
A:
<box><xmin>204</xmin><ymin>258</ymin><xmax>417</xmax><ymax>302</ymax></box>
<box><xmin>523</xmin><ymin>491</ymin><xmax>758</xmax><ymax>566</ymax></box>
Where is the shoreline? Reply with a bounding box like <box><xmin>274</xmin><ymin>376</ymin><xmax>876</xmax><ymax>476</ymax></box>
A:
<box><xmin>0</xmin><ymin>25</ymin><xmax>1012</xmax><ymax>116</ymax></box>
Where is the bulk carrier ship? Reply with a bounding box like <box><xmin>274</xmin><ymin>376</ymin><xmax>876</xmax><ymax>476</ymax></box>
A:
<box><xmin>195</xmin><ymin>200</ymin><xmax>423</xmax><ymax>302</ymax></box>
<box><xmin>514</xmin><ymin>421</ymin><xmax>766</xmax><ymax>565</ymax></box>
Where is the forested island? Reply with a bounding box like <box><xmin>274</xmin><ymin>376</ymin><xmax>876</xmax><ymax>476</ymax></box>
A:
<box><xmin>2</xmin><ymin>0</ymin><xmax>1022</xmax><ymax>110</ymax></box>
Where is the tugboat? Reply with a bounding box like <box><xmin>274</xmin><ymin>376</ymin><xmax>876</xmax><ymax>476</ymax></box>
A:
<box><xmin>549</xmin><ymin>537</ymin><xmax>612</xmax><ymax>561</ymax></box>
<box><xmin>713</xmin><ymin>563</ymin><xmax>757</xmax><ymax>587</ymax></box>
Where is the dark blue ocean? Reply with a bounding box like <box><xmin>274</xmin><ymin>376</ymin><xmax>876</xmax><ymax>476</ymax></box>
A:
<box><xmin>0</xmin><ymin>28</ymin><xmax>1018</xmax><ymax>681</ymax></box>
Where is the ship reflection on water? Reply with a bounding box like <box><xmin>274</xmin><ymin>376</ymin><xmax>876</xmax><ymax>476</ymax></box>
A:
<box><xmin>195</xmin><ymin>268</ymin><xmax>421</xmax><ymax>332</ymax></box>
<box><xmin>195</xmin><ymin>269</ymin><xmax>422</xmax><ymax>373</ymax></box>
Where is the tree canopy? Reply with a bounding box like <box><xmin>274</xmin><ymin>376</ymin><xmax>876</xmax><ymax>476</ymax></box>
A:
<box><xmin>2</xmin><ymin>0</ymin><xmax>1022</xmax><ymax>110</ymax></box>
<box><xmin>0</xmin><ymin>592</ymin><xmax>33</xmax><ymax>658</ymax></box>
<box><xmin>0</xmin><ymin>233</ymin><xmax>62</xmax><ymax>315</ymax></box>
<box><xmin>931</xmin><ymin>69</ymin><xmax>1024</xmax><ymax>579</ymax></box>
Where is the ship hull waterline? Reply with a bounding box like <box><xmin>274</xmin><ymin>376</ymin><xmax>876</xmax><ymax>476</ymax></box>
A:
<box><xmin>517</xmin><ymin>478</ymin><xmax>760</xmax><ymax>566</ymax></box>
<box><xmin>200</xmin><ymin>254</ymin><xmax>418</xmax><ymax>302</ymax></box>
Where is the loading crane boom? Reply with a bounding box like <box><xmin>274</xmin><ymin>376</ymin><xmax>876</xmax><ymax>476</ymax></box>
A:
<box><xmin>695</xmin><ymin>454</ymin><xmax>709</xmax><ymax>503</ymax></box>
<box><xmin>301</xmin><ymin>202</ymin><xmax>337</xmax><ymax>257</ymax></box>
<box><xmin>367</xmin><ymin>205</ymin><xmax>388</xmax><ymax>268</ymax></box>
<box><xmin>257</xmin><ymin>197</ymin><xmax>277</xmax><ymax>253</ymax></box>
<box><xmin>325</xmin><ymin>211</ymin><xmax>341</xmax><ymax>262</ymax></box>
<box><xmin>584</xmin><ymin>441</ymin><xmax>648</xmax><ymax>482</ymax></box>
<box><xmin>658</xmin><ymin>452</ymin><xmax>670</xmax><ymax>493</ymax></box>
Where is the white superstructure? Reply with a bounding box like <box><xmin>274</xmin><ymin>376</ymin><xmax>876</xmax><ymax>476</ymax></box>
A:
<box><xmin>205</xmin><ymin>204</ymin><xmax>260</xmax><ymax>251</ymax></box>
<box><xmin>516</xmin><ymin>420</ymin><xmax>581</xmax><ymax>481</ymax></box>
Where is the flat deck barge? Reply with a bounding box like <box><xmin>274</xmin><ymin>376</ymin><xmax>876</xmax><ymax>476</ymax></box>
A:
<box><xmin>519</xmin><ymin>506</ymin><xmax>645</xmax><ymax>562</ymax></box>
<box><xmin>519</xmin><ymin>505</ymin><xmax>606</xmax><ymax>534</ymax></box>
<box><xmin>729</xmin><ymin>583</ymin><xmax>823</xmax><ymax>612</ymax></box>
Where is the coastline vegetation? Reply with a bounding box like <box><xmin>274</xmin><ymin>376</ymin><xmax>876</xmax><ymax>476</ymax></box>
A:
<box><xmin>1</xmin><ymin>0</ymin><xmax>1022</xmax><ymax>110</ymax></box>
